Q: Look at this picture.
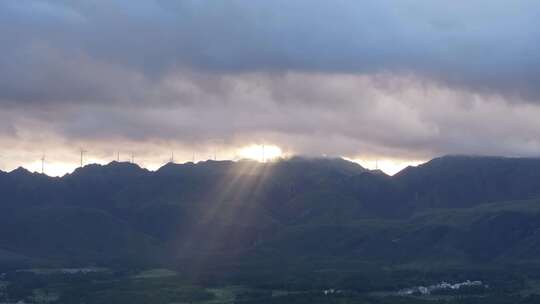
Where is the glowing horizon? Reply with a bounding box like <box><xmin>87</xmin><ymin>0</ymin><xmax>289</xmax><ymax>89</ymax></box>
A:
<box><xmin>0</xmin><ymin>149</ymin><xmax>425</xmax><ymax>177</ymax></box>
<box><xmin>237</xmin><ymin>144</ymin><xmax>283</xmax><ymax>162</ymax></box>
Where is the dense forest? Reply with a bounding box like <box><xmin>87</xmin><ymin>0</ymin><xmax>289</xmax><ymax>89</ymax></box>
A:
<box><xmin>2</xmin><ymin>155</ymin><xmax>540</xmax><ymax>303</ymax></box>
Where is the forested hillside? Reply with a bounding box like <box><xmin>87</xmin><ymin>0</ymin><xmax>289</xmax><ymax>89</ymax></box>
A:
<box><xmin>2</xmin><ymin>156</ymin><xmax>540</xmax><ymax>303</ymax></box>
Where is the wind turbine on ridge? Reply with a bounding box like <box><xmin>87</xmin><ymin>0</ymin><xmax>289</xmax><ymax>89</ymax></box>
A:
<box><xmin>41</xmin><ymin>154</ymin><xmax>46</xmax><ymax>174</ymax></box>
<box><xmin>80</xmin><ymin>149</ymin><xmax>87</xmax><ymax>168</ymax></box>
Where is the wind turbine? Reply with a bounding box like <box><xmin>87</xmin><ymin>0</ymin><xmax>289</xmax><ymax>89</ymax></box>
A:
<box><xmin>80</xmin><ymin>149</ymin><xmax>87</xmax><ymax>167</ymax></box>
<box><xmin>41</xmin><ymin>154</ymin><xmax>46</xmax><ymax>174</ymax></box>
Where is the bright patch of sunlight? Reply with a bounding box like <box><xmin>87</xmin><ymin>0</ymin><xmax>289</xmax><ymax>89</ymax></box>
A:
<box><xmin>25</xmin><ymin>161</ymin><xmax>79</xmax><ymax>177</ymax></box>
<box><xmin>352</xmin><ymin>158</ymin><xmax>426</xmax><ymax>175</ymax></box>
<box><xmin>238</xmin><ymin>145</ymin><xmax>282</xmax><ymax>162</ymax></box>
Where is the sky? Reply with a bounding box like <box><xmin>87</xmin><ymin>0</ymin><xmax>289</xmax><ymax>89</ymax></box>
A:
<box><xmin>0</xmin><ymin>0</ymin><xmax>539</xmax><ymax>175</ymax></box>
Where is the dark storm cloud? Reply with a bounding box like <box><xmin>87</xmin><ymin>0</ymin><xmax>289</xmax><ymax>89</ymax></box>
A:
<box><xmin>1</xmin><ymin>0</ymin><xmax>539</xmax><ymax>105</ymax></box>
<box><xmin>1</xmin><ymin>0</ymin><xmax>540</xmax><ymax>172</ymax></box>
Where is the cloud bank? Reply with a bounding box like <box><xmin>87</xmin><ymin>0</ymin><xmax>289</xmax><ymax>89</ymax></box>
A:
<box><xmin>0</xmin><ymin>0</ymin><xmax>539</xmax><ymax>174</ymax></box>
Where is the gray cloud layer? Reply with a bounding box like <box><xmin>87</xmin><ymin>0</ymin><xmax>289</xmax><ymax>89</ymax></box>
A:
<box><xmin>0</xmin><ymin>0</ymin><xmax>540</xmax><ymax>172</ymax></box>
<box><xmin>2</xmin><ymin>0</ymin><xmax>540</xmax><ymax>100</ymax></box>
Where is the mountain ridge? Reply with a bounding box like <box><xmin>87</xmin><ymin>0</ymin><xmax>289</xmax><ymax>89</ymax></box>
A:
<box><xmin>2</xmin><ymin>155</ymin><xmax>540</xmax><ymax>272</ymax></box>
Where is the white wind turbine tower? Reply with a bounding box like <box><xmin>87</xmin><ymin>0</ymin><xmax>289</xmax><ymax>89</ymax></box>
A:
<box><xmin>41</xmin><ymin>154</ymin><xmax>46</xmax><ymax>174</ymax></box>
<box><xmin>80</xmin><ymin>149</ymin><xmax>87</xmax><ymax>168</ymax></box>
<box><xmin>210</xmin><ymin>139</ymin><xmax>223</xmax><ymax>161</ymax></box>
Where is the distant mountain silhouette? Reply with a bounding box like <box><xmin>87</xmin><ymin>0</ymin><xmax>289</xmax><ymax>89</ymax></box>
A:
<box><xmin>396</xmin><ymin>155</ymin><xmax>540</xmax><ymax>209</ymax></box>
<box><xmin>2</xmin><ymin>155</ymin><xmax>540</xmax><ymax>270</ymax></box>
